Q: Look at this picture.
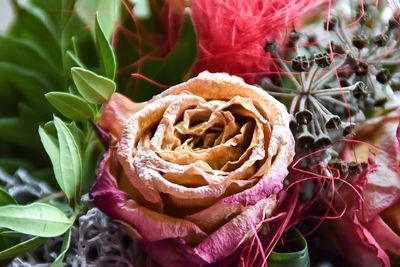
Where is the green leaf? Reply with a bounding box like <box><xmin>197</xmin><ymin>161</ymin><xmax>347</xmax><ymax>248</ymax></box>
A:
<box><xmin>39</xmin><ymin>126</ymin><xmax>62</xmax><ymax>194</ymax></box>
<box><xmin>51</xmin><ymin>228</ymin><xmax>71</xmax><ymax>267</ymax></box>
<box><xmin>0</xmin><ymin>62</ymin><xmax>52</xmax><ymax>118</ymax></box>
<box><xmin>46</xmin><ymin>92</ymin><xmax>94</xmax><ymax>121</ymax></box>
<box><xmin>75</xmin><ymin>0</ymin><xmax>120</xmax><ymax>39</ymax></box>
<box><xmin>39</xmin><ymin>117</ymin><xmax>82</xmax><ymax>201</ymax></box>
<box><xmin>53</xmin><ymin>116</ymin><xmax>82</xmax><ymax>201</ymax></box>
<box><xmin>0</xmin><ymin>236</ymin><xmax>46</xmax><ymax>260</ymax></box>
<box><xmin>0</xmin><ymin>189</ymin><xmax>17</xmax><ymax>206</ymax></box>
<box><xmin>0</xmin><ymin>117</ymin><xmax>39</xmax><ymax>149</ymax></box>
<box><xmin>67</xmin><ymin>121</ymin><xmax>84</xmax><ymax>152</ymax></box>
<box><xmin>95</xmin><ymin>13</ymin><xmax>116</xmax><ymax>80</ymax></box>
<box><xmin>0</xmin><ymin>203</ymin><xmax>72</xmax><ymax>237</ymax></box>
<box><xmin>14</xmin><ymin>4</ymin><xmax>61</xmax><ymax>65</ymax></box>
<box><xmin>268</xmin><ymin>228</ymin><xmax>310</xmax><ymax>267</ymax></box>
<box><xmin>129</xmin><ymin>12</ymin><xmax>198</xmax><ymax>101</ymax></box>
<box><xmin>0</xmin><ymin>36</ymin><xmax>62</xmax><ymax>86</ymax></box>
<box><xmin>71</xmin><ymin>67</ymin><xmax>116</xmax><ymax>104</ymax></box>
<box><xmin>81</xmin><ymin>138</ymin><xmax>101</xmax><ymax>193</ymax></box>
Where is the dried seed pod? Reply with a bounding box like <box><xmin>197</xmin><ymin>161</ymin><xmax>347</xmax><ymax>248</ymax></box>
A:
<box><xmin>345</xmin><ymin>53</ymin><xmax>358</xmax><ymax>67</ymax></box>
<box><xmin>324</xmin><ymin>17</ymin><xmax>338</xmax><ymax>31</ymax></box>
<box><xmin>376</xmin><ymin>68</ymin><xmax>392</xmax><ymax>84</ymax></box>
<box><xmin>348</xmin><ymin>161</ymin><xmax>362</xmax><ymax>175</ymax></box>
<box><xmin>314</xmin><ymin>134</ymin><xmax>332</xmax><ymax>148</ymax></box>
<box><xmin>342</xmin><ymin>124</ymin><xmax>354</xmax><ymax>136</ymax></box>
<box><xmin>325</xmin><ymin>115</ymin><xmax>341</xmax><ymax>129</ymax></box>
<box><xmin>388</xmin><ymin>16</ymin><xmax>400</xmax><ymax>30</ymax></box>
<box><xmin>292</xmin><ymin>55</ymin><xmax>310</xmax><ymax>72</ymax></box>
<box><xmin>353</xmin><ymin>82</ymin><xmax>368</xmax><ymax>99</ymax></box>
<box><xmin>295</xmin><ymin>109</ymin><xmax>313</xmax><ymax>124</ymax></box>
<box><xmin>354</xmin><ymin>62</ymin><xmax>369</xmax><ymax>76</ymax></box>
<box><xmin>374</xmin><ymin>34</ymin><xmax>389</xmax><ymax>47</ymax></box>
<box><xmin>314</xmin><ymin>53</ymin><xmax>332</xmax><ymax>68</ymax></box>
<box><xmin>330</xmin><ymin>158</ymin><xmax>349</xmax><ymax>174</ymax></box>
<box><xmin>297</xmin><ymin>131</ymin><xmax>315</xmax><ymax>148</ymax></box>
<box><xmin>352</xmin><ymin>34</ymin><xmax>368</xmax><ymax>49</ymax></box>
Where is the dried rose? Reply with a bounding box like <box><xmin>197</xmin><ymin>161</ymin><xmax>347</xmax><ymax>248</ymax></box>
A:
<box><xmin>90</xmin><ymin>72</ymin><xmax>295</xmax><ymax>266</ymax></box>
<box><xmin>332</xmin><ymin>110</ymin><xmax>400</xmax><ymax>267</ymax></box>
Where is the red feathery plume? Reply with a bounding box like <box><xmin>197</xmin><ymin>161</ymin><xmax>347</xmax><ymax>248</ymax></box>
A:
<box><xmin>191</xmin><ymin>0</ymin><xmax>331</xmax><ymax>84</ymax></box>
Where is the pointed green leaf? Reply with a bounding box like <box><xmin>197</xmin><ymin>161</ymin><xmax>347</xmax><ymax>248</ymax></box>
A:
<box><xmin>75</xmin><ymin>0</ymin><xmax>120</xmax><ymax>39</ymax></box>
<box><xmin>51</xmin><ymin>228</ymin><xmax>71</xmax><ymax>267</ymax></box>
<box><xmin>53</xmin><ymin>116</ymin><xmax>82</xmax><ymax>200</ymax></box>
<box><xmin>95</xmin><ymin>13</ymin><xmax>116</xmax><ymax>80</ymax></box>
<box><xmin>268</xmin><ymin>228</ymin><xmax>310</xmax><ymax>267</ymax></box>
<box><xmin>0</xmin><ymin>203</ymin><xmax>72</xmax><ymax>237</ymax></box>
<box><xmin>71</xmin><ymin>67</ymin><xmax>116</xmax><ymax>104</ymax></box>
<box><xmin>46</xmin><ymin>92</ymin><xmax>94</xmax><ymax>121</ymax></box>
<box><xmin>0</xmin><ymin>236</ymin><xmax>46</xmax><ymax>260</ymax></box>
<box><xmin>81</xmin><ymin>138</ymin><xmax>100</xmax><ymax>194</ymax></box>
<box><xmin>0</xmin><ymin>189</ymin><xmax>17</xmax><ymax>206</ymax></box>
<box><xmin>67</xmin><ymin>121</ymin><xmax>83</xmax><ymax>152</ymax></box>
<box><xmin>39</xmin><ymin>126</ymin><xmax>62</xmax><ymax>194</ymax></box>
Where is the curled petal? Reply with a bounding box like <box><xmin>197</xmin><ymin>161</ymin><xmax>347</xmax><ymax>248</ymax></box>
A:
<box><xmin>99</xmin><ymin>93</ymin><xmax>145</xmax><ymax>139</ymax></box>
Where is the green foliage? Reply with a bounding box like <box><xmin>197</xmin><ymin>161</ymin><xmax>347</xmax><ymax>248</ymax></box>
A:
<box><xmin>115</xmin><ymin>7</ymin><xmax>199</xmax><ymax>101</ymax></box>
<box><xmin>268</xmin><ymin>229</ymin><xmax>310</xmax><ymax>267</ymax></box>
<box><xmin>51</xmin><ymin>228</ymin><xmax>71</xmax><ymax>267</ymax></box>
<box><xmin>45</xmin><ymin>92</ymin><xmax>94</xmax><ymax>121</ymax></box>
<box><xmin>71</xmin><ymin>67</ymin><xmax>116</xmax><ymax>104</ymax></box>
<box><xmin>0</xmin><ymin>203</ymin><xmax>73</xmax><ymax>237</ymax></box>
<box><xmin>95</xmin><ymin>13</ymin><xmax>116</xmax><ymax>80</ymax></box>
<box><xmin>0</xmin><ymin>0</ymin><xmax>117</xmax><ymax>264</ymax></box>
<box><xmin>0</xmin><ymin>189</ymin><xmax>17</xmax><ymax>206</ymax></box>
<box><xmin>0</xmin><ymin>0</ymin><xmax>201</xmax><ymax>264</ymax></box>
<box><xmin>0</xmin><ymin>236</ymin><xmax>46</xmax><ymax>261</ymax></box>
<box><xmin>39</xmin><ymin>116</ymin><xmax>82</xmax><ymax>202</ymax></box>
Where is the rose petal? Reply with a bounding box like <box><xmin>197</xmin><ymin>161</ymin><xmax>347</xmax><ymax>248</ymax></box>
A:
<box><xmin>368</xmin><ymin>216</ymin><xmax>400</xmax><ymax>255</ymax></box>
<box><xmin>332</xmin><ymin>213</ymin><xmax>391</xmax><ymax>267</ymax></box>
<box><xmin>91</xmin><ymin>152</ymin><xmax>208</xmax><ymax>242</ymax></box>
<box><xmin>193</xmin><ymin>196</ymin><xmax>277</xmax><ymax>263</ymax></box>
<box><xmin>99</xmin><ymin>93</ymin><xmax>145</xmax><ymax>139</ymax></box>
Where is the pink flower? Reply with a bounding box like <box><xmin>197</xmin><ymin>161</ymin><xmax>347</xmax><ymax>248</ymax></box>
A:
<box><xmin>90</xmin><ymin>72</ymin><xmax>295</xmax><ymax>266</ymax></box>
<box><xmin>191</xmin><ymin>0</ymin><xmax>329</xmax><ymax>84</ymax></box>
<box><xmin>332</xmin><ymin>110</ymin><xmax>400</xmax><ymax>267</ymax></box>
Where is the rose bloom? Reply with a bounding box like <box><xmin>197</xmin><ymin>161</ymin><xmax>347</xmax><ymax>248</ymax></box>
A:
<box><xmin>90</xmin><ymin>72</ymin><xmax>295</xmax><ymax>266</ymax></box>
<box><xmin>332</xmin><ymin>110</ymin><xmax>400</xmax><ymax>267</ymax></box>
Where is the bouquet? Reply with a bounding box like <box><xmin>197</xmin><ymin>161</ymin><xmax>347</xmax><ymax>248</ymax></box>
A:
<box><xmin>0</xmin><ymin>0</ymin><xmax>399</xmax><ymax>266</ymax></box>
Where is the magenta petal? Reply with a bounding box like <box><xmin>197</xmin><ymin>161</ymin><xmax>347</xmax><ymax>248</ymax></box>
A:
<box><xmin>367</xmin><ymin>216</ymin><xmax>400</xmax><ymax>255</ymax></box>
<box><xmin>193</xmin><ymin>197</ymin><xmax>276</xmax><ymax>263</ymax></box>
<box><xmin>333</xmin><ymin>213</ymin><xmax>391</xmax><ymax>267</ymax></box>
<box><xmin>90</xmin><ymin>152</ymin><xmax>207</xmax><ymax>242</ymax></box>
<box><xmin>141</xmin><ymin>239</ymin><xmax>208</xmax><ymax>267</ymax></box>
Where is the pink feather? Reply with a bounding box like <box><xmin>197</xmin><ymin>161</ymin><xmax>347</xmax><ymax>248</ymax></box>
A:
<box><xmin>191</xmin><ymin>0</ymin><xmax>331</xmax><ymax>83</ymax></box>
